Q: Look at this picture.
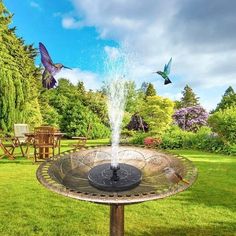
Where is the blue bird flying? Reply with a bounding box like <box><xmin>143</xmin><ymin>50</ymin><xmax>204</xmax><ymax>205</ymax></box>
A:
<box><xmin>154</xmin><ymin>58</ymin><xmax>172</xmax><ymax>85</ymax></box>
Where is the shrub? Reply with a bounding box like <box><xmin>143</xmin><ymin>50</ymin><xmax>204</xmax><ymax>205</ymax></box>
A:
<box><xmin>160</xmin><ymin>125</ymin><xmax>234</xmax><ymax>155</ymax></box>
<box><xmin>173</xmin><ymin>105</ymin><xmax>208</xmax><ymax>132</ymax></box>
<box><xmin>208</xmin><ymin>107</ymin><xmax>236</xmax><ymax>144</ymax></box>
<box><xmin>160</xmin><ymin>126</ymin><xmax>187</xmax><ymax>149</ymax></box>
<box><xmin>144</xmin><ymin>137</ymin><xmax>162</xmax><ymax>148</ymax></box>
<box><xmin>130</xmin><ymin>132</ymin><xmax>150</xmax><ymax>145</ymax></box>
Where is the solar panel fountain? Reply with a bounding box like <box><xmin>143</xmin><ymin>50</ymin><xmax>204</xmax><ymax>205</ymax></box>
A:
<box><xmin>36</xmin><ymin>53</ymin><xmax>197</xmax><ymax>236</ymax></box>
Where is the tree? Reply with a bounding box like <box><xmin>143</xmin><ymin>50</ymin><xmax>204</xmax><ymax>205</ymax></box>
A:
<box><xmin>224</xmin><ymin>86</ymin><xmax>235</xmax><ymax>96</ymax></box>
<box><xmin>213</xmin><ymin>86</ymin><xmax>236</xmax><ymax>112</ymax></box>
<box><xmin>38</xmin><ymin>77</ymin><xmax>111</xmax><ymax>136</ymax></box>
<box><xmin>140</xmin><ymin>95</ymin><xmax>174</xmax><ymax>134</ymax></box>
<box><xmin>125</xmin><ymin>81</ymin><xmax>145</xmax><ymax>114</ymax></box>
<box><xmin>0</xmin><ymin>2</ymin><xmax>42</xmax><ymax>131</ymax></box>
<box><xmin>60</xmin><ymin>100</ymin><xmax>110</xmax><ymax>139</ymax></box>
<box><xmin>145</xmin><ymin>83</ymin><xmax>156</xmax><ymax>97</ymax></box>
<box><xmin>77</xmin><ymin>81</ymin><xmax>86</xmax><ymax>95</ymax></box>
<box><xmin>208</xmin><ymin>107</ymin><xmax>236</xmax><ymax>144</ymax></box>
<box><xmin>174</xmin><ymin>100</ymin><xmax>182</xmax><ymax>109</ymax></box>
<box><xmin>179</xmin><ymin>85</ymin><xmax>199</xmax><ymax>108</ymax></box>
<box><xmin>38</xmin><ymin>90</ymin><xmax>60</xmax><ymax>127</ymax></box>
<box><xmin>83</xmin><ymin>90</ymin><xmax>109</xmax><ymax>125</ymax></box>
<box><xmin>173</xmin><ymin>105</ymin><xmax>208</xmax><ymax>132</ymax></box>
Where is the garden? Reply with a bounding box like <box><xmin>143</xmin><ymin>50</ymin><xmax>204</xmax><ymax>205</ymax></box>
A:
<box><xmin>1</xmin><ymin>1</ymin><xmax>236</xmax><ymax>235</ymax></box>
<box><xmin>1</xmin><ymin>145</ymin><xmax>236</xmax><ymax>235</ymax></box>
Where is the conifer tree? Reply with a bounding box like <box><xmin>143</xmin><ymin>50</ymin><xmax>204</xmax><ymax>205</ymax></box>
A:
<box><xmin>179</xmin><ymin>85</ymin><xmax>199</xmax><ymax>108</ymax></box>
<box><xmin>214</xmin><ymin>86</ymin><xmax>236</xmax><ymax>112</ymax></box>
<box><xmin>0</xmin><ymin>2</ymin><xmax>42</xmax><ymax>132</ymax></box>
<box><xmin>145</xmin><ymin>83</ymin><xmax>156</xmax><ymax>97</ymax></box>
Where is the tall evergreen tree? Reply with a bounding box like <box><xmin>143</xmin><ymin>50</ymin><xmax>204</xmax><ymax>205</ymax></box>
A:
<box><xmin>214</xmin><ymin>86</ymin><xmax>236</xmax><ymax>112</ymax></box>
<box><xmin>0</xmin><ymin>2</ymin><xmax>42</xmax><ymax>132</ymax></box>
<box><xmin>179</xmin><ymin>85</ymin><xmax>199</xmax><ymax>108</ymax></box>
<box><xmin>145</xmin><ymin>83</ymin><xmax>156</xmax><ymax>97</ymax></box>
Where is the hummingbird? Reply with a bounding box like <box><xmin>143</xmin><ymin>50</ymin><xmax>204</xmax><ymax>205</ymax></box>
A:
<box><xmin>39</xmin><ymin>42</ymin><xmax>72</xmax><ymax>89</ymax></box>
<box><xmin>163</xmin><ymin>167</ymin><xmax>189</xmax><ymax>184</ymax></box>
<box><xmin>154</xmin><ymin>58</ymin><xmax>172</xmax><ymax>85</ymax></box>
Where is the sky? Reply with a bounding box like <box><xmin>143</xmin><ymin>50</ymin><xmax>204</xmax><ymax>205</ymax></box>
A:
<box><xmin>4</xmin><ymin>0</ymin><xmax>236</xmax><ymax>111</ymax></box>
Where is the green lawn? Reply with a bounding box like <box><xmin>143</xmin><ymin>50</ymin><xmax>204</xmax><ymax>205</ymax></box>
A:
<box><xmin>0</xmin><ymin>142</ymin><xmax>236</xmax><ymax>236</ymax></box>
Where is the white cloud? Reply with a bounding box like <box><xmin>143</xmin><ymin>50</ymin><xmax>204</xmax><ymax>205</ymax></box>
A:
<box><xmin>55</xmin><ymin>68</ymin><xmax>101</xmax><ymax>91</ymax></box>
<box><xmin>67</xmin><ymin>0</ymin><xmax>236</xmax><ymax>109</ymax></box>
<box><xmin>62</xmin><ymin>17</ymin><xmax>83</xmax><ymax>29</ymax></box>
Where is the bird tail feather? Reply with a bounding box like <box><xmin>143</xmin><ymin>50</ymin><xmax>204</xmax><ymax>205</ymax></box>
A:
<box><xmin>164</xmin><ymin>78</ymin><xmax>172</xmax><ymax>85</ymax></box>
<box><xmin>42</xmin><ymin>76</ymin><xmax>57</xmax><ymax>89</ymax></box>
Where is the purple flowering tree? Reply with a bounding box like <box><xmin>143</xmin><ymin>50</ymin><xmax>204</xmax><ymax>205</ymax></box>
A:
<box><xmin>173</xmin><ymin>105</ymin><xmax>209</xmax><ymax>132</ymax></box>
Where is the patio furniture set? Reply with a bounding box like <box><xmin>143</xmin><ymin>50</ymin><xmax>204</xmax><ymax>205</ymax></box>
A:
<box><xmin>0</xmin><ymin>124</ymin><xmax>87</xmax><ymax>162</ymax></box>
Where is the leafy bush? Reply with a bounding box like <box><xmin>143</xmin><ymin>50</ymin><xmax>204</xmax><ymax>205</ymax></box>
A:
<box><xmin>173</xmin><ymin>105</ymin><xmax>208</xmax><ymax>132</ymax></box>
<box><xmin>160</xmin><ymin>125</ymin><xmax>235</xmax><ymax>155</ymax></box>
<box><xmin>121</xmin><ymin>129</ymin><xmax>136</xmax><ymax>138</ymax></box>
<box><xmin>130</xmin><ymin>132</ymin><xmax>150</xmax><ymax>145</ymax></box>
<box><xmin>160</xmin><ymin>126</ymin><xmax>188</xmax><ymax>149</ymax></box>
<box><xmin>208</xmin><ymin>107</ymin><xmax>236</xmax><ymax>144</ymax></box>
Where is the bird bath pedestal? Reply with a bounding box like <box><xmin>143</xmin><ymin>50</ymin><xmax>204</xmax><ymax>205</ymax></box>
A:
<box><xmin>36</xmin><ymin>146</ymin><xmax>197</xmax><ymax>236</ymax></box>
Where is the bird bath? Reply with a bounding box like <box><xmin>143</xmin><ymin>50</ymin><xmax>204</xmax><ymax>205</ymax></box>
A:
<box><xmin>36</xmin><ymin>145</ymin><xmax>197</xmax><ymax>236</ymax></box>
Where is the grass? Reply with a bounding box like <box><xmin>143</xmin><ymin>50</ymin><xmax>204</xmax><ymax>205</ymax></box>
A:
<box><xmin>0</xmin><ymin>142</ymin><xmax>236</xmax><ymax>236</ymax></box>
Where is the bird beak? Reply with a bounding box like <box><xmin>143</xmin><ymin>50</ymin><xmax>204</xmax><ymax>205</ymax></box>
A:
<box><xmin>63</xmin><ymin>66</ymin><xmax>72</xmax><ymax>70</ymax></box>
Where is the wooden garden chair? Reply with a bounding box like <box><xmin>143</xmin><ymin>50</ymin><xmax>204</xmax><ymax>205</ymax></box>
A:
<box><xmin>35</xmin><ymin>126</ymin><xmax>62</xmax><ymax>154</ymax></box>
<box><xmin>33</xmin><ymin>127</ymin><xmax>56</xmax><ymax>162</ymax></box>
<box><xmin>0</xmin><ymin>137</ymin><xmax>17</xmax><ymax>160</ymax></box>
<box><xmin>14</xmin><ymin>124</ymin><xmax>30</xmax><ymax>157</ymax></box>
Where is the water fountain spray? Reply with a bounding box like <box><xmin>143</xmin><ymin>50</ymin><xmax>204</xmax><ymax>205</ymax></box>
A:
<box><xmin>106</xmin><ymin>49</ymin><xmax>128</xmax><ymax>170</ymax></box>
<box><xmin>87</xmin><ymin>48</ymin><xmax>142</xmax><ymax>190</ymax></box>
<box><xmin>107</xmin><ymin>76</ymin><xmax>127</xmax><ymax>176</ymax></box>
<box><xmin>105</xmin><ymin>49</ymin><xmax>128</xmax><ymax>181</ymax></box>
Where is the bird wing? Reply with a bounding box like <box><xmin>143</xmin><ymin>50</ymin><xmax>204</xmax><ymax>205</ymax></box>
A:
<box><xmin>164</xmin><ymin>57</ymin><xmax>172</xmax><ymax>75</ymax></box>
<box><xmin>39</xmin><ymin>42</ymin><xmax>55</xmax><ymax>73</ymax></box>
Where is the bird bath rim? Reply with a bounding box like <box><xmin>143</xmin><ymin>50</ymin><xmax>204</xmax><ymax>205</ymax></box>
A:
<box><xmin>36</xmin><ymin>145</ymin><xmax>198</xmax><ymax>205</ymax></box>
